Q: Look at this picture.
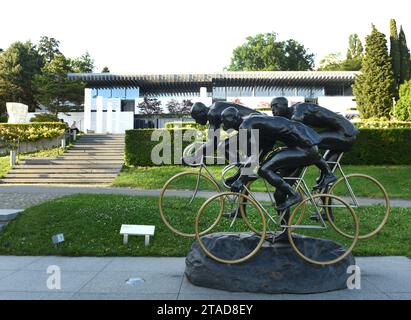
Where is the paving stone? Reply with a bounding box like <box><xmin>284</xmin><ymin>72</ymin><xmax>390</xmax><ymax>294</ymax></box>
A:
<box><xmin>0</xmin><ymin>270</ymin><xmax>97</xmax><ymax>293</ymax></box>
<box><xmin>78</xmin><ymin>270</ymin><xmax>184</xmax><ymax>294</ymax></box>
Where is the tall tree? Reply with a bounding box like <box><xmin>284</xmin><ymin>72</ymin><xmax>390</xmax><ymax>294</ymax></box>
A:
<box><xmin>227</xmin><ymin>32</ymin><xmax>314</xmax><ymax>71</ymax></box>
<box><xmin>399</xmin><ymin>26</ymin><xmax>411</xmax><ymax>85</ymax></box>
<box><xmin>318</xmin><ymin>34</ymin><xmax>363</xmax><ymax>71</ymax></box>
<box><xmin>37</xmin><ymin>36</ymin><xmax>61</xmax><ymax>63</ymax></box>
<box><xmin>353</xmin><ymin>25</ymin><xmax>395</xmax><ymax>119</ymax></box>
<box><xmin>347</xmin><ymin>34</ymin><xmax>364</xmax><ymax>60</ymax></box>
<box><xmin>0</xmin><ymin>41</ymin><xmax>43</xmax><ymax>113</ymax></box>
<box><xmin>390</xmin><ymin>19</ymin><xmax>401</xmax><ymax>95</ymax></box>
<box><xmin>33</xmin><ymin>54</ymin><xmax>84</xmax><ymax>115</ymax></box>
<box><xmin>70</xmin><ymin>51</ymin><xmax>94</xmax><ymax>73</ymax></box>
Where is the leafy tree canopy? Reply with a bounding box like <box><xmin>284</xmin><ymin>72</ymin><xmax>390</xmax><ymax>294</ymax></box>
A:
<box><xmin>0</xmin><ymin>41</ymin><xmax>43</xmax><ymax>113</ymax></box>
<box><xmin>137</xmin><ymin>97</ymin><xmax>162</xmax><ymax>115</ymax></box>
<box><xmin>70</xmin><ymin>51</ymin><xmax>94</xmax><ymax>73</ymax></box>
<box><xmin>34</xmin><ymin>54</ymin><xmax>85</xmax><ymax>115</ymax></box>
<box><xmin>37</xmin><ymin>36</ymin><xmax>61</xmax><ymax>63</ymax></box>
<box><xmin>227</xmin><ymin>32</ymin><xmax>314</xmax><ymax>71</ymax></box>
<box><xmin>166</xmin><ymin>99</ymin><xmax>192</xmax><ymax>115</ymax></box>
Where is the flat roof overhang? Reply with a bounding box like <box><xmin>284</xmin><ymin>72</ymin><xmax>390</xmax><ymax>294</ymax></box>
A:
<box><xmin>68</xmin><ymin>71</ymin><xmax>358</xmax><ymax>95</ymax></box>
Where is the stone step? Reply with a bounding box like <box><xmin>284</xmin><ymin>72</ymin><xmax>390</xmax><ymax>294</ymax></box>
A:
<box><xmin>16</xmin><ymin>164</ymin><xmax>123</xmax><ymax>169</ymax></box>
<box><xmin>65</xmin><ymin>151</ymin><xmax>123</xmax><ymax>155</ymax></box>
<box><xmin>4</xmin><ymin>173</ymin><xmax>119</xmax><ymax>178</ymax></box>
<box><xmin>0</xmin><ymin>178</ymin><xmax>114</xmax><ymax>184</ymax></box>
<box><xmin>8</xmin><ymin>168</ymin><xmax>121</xmax><ymax>174</ymax></box>
<box><xmin>0</xmin><ymin>209</ymin><xmax>23</xmax><ymax>222</ymax></box>
<box><xmin>70</xmin><ymin>146</ymin><xmax>124</xmax><ymax>150</ymax></box>
<box><xmin>77</xmin><ymin>137</ymin><xmax>125</xmax><ymax>141</ymax></box>
<box><xmin>57</xmin><ymin>156</ymin><xmax>124</xmax><ymax>160</ymax></box>
<box><xmin>21</xmin><ymin>160</ymin><xmax>123</xmax><ymax>165</ymax></box>
<box><xmin>75</xmin><ymin>142</ymin><xmax>124</xmax><ymax>145</ymax></box>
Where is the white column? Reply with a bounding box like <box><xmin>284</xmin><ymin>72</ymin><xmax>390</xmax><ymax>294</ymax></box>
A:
<box><xmin>106</xmin><ymin>100</ymin><xmax>113</xmax><ymax>134</ymax></box>
<box><xmin>113</xmin><ymin>98</ymin><xmax>121</xmax><ymax>134</ymax></box>
<box><xmin>84</xmin><ymin>89</ymin><xmax>92</xmax><ymax>133</ymax></box>
<box><xmin>96</xmin><ymin>96</ymin><xmax>104</xmax><ymax>134</ymax></box>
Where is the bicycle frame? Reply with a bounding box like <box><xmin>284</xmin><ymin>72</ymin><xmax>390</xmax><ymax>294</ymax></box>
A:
<box><xmin>323</xmin><ymin>151</ymin><xmax>360</xmax><ymax>208</ymax></box>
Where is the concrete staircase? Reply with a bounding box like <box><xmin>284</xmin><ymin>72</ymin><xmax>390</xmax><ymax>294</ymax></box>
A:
<box><xmin>0</xmin><ymin>134</ymin><xmax>125</xmax><ymax>185</ymax></box>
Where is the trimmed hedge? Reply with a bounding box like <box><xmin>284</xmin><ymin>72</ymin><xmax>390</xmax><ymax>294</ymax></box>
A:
<box><xmin>125</xmin><ymin>128</ymin><xmax>411</xmax><ymax>166</ymax></box>
<box><xmin>0</xmin><ymin>122</ymin><xmax>67</xmax><ymax>147</ymax></box>
<box><xmin>342</xmin><ymin>128</ymin><xmax>411</xmax><ymax>165</ymax></box>
<box><xmin>125</xmin><ymin>129</ymin><xmax>198</xmax><ymax>166</ymax></box>
<box><xmin>356</xmin><ymin>121</ymin><xmax>411</xmax><ymax>129</ymax></box>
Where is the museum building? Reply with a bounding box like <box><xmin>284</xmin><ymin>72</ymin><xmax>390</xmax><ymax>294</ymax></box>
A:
<box><xmin>63</xmin><ymin>71</ymin><xmax>358</xmax><ymax>133</ymax></box>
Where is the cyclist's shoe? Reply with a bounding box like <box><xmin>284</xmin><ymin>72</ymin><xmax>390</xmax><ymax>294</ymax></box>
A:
<box><xmin>315</xmin><ymin>174</ymin><xmax>324</xmax><ymax>185</ymax></box>
<box><xmin>224</xmin><ymin>171</ymin><xmax>241</xmax><ymax>187</ymax></box>
<box><xmin>313</xmin><ymin>173</ymin><xmax>337</xmax><ymax>190</ymax></box>
<box><xmin>276</xmin><ymin>193</ymin><xmax>302</xmax><ymax>212</ymax></box>
<box><xmin>223</xmin><ymin>209</ymin><xmax>243</xmax><ymax>219</ymax></box>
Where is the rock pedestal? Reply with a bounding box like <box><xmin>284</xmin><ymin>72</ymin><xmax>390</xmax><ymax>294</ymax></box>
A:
<box><xmin>185</xmin><ymin>233</ymin><xmax>355</xmax><ymax>294</ymax></box>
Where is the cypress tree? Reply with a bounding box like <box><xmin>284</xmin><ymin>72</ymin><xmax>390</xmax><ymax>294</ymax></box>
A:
<box><xmin>353</xmin><ymin>25</ymin><xmax>395</xmax><ymax>119</ymax></box>
<box><xmin>389</xmin><ymin>19</ymin><xmax>401</xmax><ymax>97</ymax></box>
<box><xmin>399</xmin><ymin>26</ymin><xmax>411</xmax><ymax>85</ymax></box>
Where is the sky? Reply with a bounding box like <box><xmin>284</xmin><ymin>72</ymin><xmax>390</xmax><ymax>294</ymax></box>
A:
<box><xmin>0</xmin><ymin>0</ymin><xmax>410</xmax><ymax>73</ymax></box>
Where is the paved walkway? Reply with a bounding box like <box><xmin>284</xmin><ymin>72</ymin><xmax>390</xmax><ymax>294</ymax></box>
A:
<box><xmin>1</xmin><ymin>185</ymin><xmax>411</xmax><ymax>209</ymax></box>
<box><xmin>0</xmin><ymin>256</ymin><xmax>410</xmax><ymax>300</ymax></box>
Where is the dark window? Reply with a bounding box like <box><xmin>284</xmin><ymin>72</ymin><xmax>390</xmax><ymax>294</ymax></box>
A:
<box><xmin>121</xmin><ymin>100</ymin><xmax>135</xmax><ymax>112</ymax></box>
<box><xmin>325</xmin><ymin>86</ymin><xmax>344</xmax><ymax>96</ymax></box>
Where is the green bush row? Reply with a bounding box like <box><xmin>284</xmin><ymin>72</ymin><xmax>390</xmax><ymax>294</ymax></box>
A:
<box><xmin>125</xmin><ymin>128</ymin><xmax>411</xmax><ymax>166</ymax></box>
<box><xmin>125</xmin><ymin>129</ymin><xmax>199</xmax><ymax>166</ymax></box>
<box><xmin>0</xmin><ymin>122</ymin><xmax>67</xmax><ymax>147</ymax></box>
<box><xmin>355</xmin><ymin>120</ymin><xmax>411</xmax><ymax>128</ymax></box>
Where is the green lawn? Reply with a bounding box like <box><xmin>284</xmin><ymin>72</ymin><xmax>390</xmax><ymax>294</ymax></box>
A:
<box><xmin>0</xmin><ymin>147</ymin><xmax>65</xmax><ymax>178</ymax></box>
<box><xmin>113</xmin><ymin>165</ymin><xmax>411</xmax><ymax>199</ymax></box>
<box><xmin>0</xmin><ymin>194</ymin><xmax>409</xmax><ymax>258</ymax></box>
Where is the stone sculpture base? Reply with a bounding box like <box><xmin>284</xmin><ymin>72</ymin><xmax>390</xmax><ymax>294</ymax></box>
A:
<box><xmin>185</xmin><ymin>232</ymin><xmax>355</xmax><ymax>294</ymax></box>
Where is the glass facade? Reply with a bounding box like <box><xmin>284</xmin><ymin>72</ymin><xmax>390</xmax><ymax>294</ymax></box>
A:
<box><xmin>91</xmin><ymin>88</ymin><xmax>139</xmax><ymax>99</ymax></box>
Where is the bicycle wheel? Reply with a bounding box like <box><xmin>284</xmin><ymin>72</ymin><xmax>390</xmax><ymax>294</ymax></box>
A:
<box><xmin>159</xmin><ymin>171</ymin><xmax>223</xmax><ymax>237</ymax></box>
<box><xmin>195</xmin><ymin>192</ymin><xmax>267</xmax><ymax>264</ymax></box>
<box><xmin>239</xmin><ymin>178</ymin><xmax>307</xmax><ymax>235</ymax></box>
<box><xmin>288</xmin><ymin>194</ymin><xmax>359</xmax><ymax>266</ymax></box>
<box><xmin>327</xmin><ymin>173</ymin><xmax>390</xmax><ymax>240</ymax></box>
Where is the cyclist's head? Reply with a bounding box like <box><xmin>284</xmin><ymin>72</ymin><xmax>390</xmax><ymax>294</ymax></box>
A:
<box><xmin>221</xmin><ymin>107</ymin><xmax>241</xmax><ymax>131</ymax></box>
<box><xmin>271</xmin><ymin>97</ymin><xmax>290</xmax><ymax>118</ymax></box>
<box><xmin>191</xmin><ymin>102</ymin><xmax>209</xmax><ymax>125</ymax></box>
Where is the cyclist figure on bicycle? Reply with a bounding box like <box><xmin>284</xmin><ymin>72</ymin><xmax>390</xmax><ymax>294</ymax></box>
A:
<box><xmin>221</xmin><ymin>108</ymin><xmax>329</xmax><ymax>212</ymax></box>
<box><xmin>184</xmin><ymin>101</ymin><xmax>261</xmax><ymax>184</ymax></box>
<box><xmin>271</xmin><ymin>97</ymin><xmax>359</xmax><ymax>189</ymax></box>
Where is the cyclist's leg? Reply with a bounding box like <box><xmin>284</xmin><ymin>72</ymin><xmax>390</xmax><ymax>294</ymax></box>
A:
<box><xmin>258</xmin><ymin>147</ymin><xmax>319</xmax><ymax>211</ymax></box>
<box><xmin>314</xmin><ymin>131</ymin><xmax>356</xmax><ymax>188</ymax></box>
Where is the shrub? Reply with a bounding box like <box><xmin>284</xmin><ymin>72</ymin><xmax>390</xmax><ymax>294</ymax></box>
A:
<box><xmin>0</xmin><ymin>114</ymin><xmax>8</xmax><ymax>123</ymax></box>
<box><xmin>356</xmin><ymin>120</ymin><xmax>411</xmax><ymax>128</ymax></box>
<box><xmin>30</xmin><ymin>113</ymin><xmax>60</xmax><ymax>123</ymax></box>
<box><xmin>393</xmin><ymin>79</ymin><xmax>411</xmax><ymax>121</ymax></box>
<box><xmin>343</xmin><ymin>128</ymin><xmax>411</xmax><ymax>165</ymax></box>
<box><xmin>0</xmin><ymin>122</ymin><xmax>67</xmax><ymax>149</ymax></box>
<box><xmin>125</xmin><ymin>128</ymin><xmax>411</xmax><ymax>166</ymax></box>
<box><xmin>125</xmin><ymin>129</ymin><xmax>200</xmax><ymax>166</ymax></box>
